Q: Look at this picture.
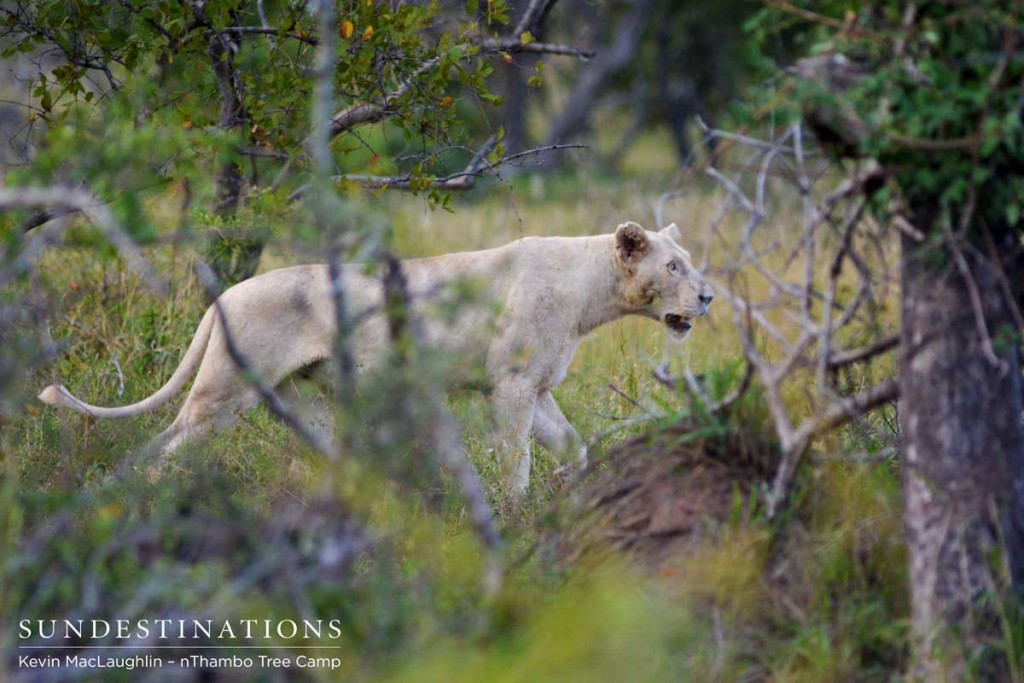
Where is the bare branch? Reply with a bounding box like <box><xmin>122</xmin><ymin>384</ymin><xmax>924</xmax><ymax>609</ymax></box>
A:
<box><xmin>607</xmin><ymin>383</ymin><xmax>644</xmax><ymax>411</ymax></box>
<box><xmin>979</xmin><ymin>224</ymin><xmax>1024</xmax><ymax>333</ymax></box>
<box><xmin>290</xmin><ymin>143</ymin><xmax>587</xmax><ymax>199</ymax></box>
<box><xmin>19</xmin><ymin>207</ymin><xmax>79</xmax><ymax>233</ymax></box>
<box><xmin>340</xmin><ymin>142</ymin><xmax>587</xmax><ymax>187</ymax></box>
<box><xmin>652</xmin><ymin>360</ymin><xmax>755</xmax><ymax>416</ymax></box>
<box><xmin>0</xmin><ymin>186</ymin><xmax>166</xmax><ymax>295</ymax></box>
<box><xmin>698</xmin><ymin>123</ymin><xmax>900</xmax><ymax>518</ymax></box>
<box><xmin>697</xmin><ymin>116</ymin><xmax>800</xmax><ymax>154</ymax></box>
<box><xmin>478</xmin><ymin>38</ymin><xmax>594</xmax><ymax>59</ymax></box>
<box><xmin>826</xmin><ymin>335</ymin><xmax>899</xmax><ymax>368</ymax></box>
<box><xmin>892</xmin><ymin>214</ymin><xmax>925</xmax><ymax>241</ymax></box>
<box><xmin>512</xmin><ymin>0</ymin><xmax>557</xmax><ymax>37</ymax></box>
<box><xmin>766</xmin><ymin>378</ymin><xmax>899</xmax><ymax>517</ymax></box>
<box><xmin>944</xmin><ymin>213</ymin><xmax>1008</xmax><ymax>371</ymax></box>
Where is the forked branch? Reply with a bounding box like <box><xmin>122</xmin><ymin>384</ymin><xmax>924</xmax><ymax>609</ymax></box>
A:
<box><xmin>692</xmin><ymin>123</ymin><xmax>899</xmax><ymax>517</ymax></box>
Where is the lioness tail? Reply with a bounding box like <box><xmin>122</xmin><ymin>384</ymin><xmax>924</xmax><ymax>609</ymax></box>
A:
<box><xmin>38</xmin><ymin>307</ymin><xmax>215</xmax><ymax>418</ymax></box>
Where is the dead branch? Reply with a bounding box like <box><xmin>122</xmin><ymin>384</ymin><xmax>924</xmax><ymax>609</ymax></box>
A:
<box><xmin>943</xmin><ymin>212</ymin><xmax>1008</xmax><ymax>371</ymax></box>
<box><xmin>979</xmin><ymin>224</ymin><xmax>1024</xmax><ymax>333</ymax></box>
<box><xmin>376</xmin><ymin>253</ymin><xmax>503</xmax><ymax>597</ymax></box>
<box><xmin>653</xmin><ymin>359</ymin><xmax>756</xmax><ymax>416</ymax></box>
<box><xmin>892</xmin><ymin>214</ymin><xmax>925</xmax><ymax>241</ymax></box>
<box><xmin>695</xmin><ymin>123</ymin><xmax>900</xmax><ymax>518</ymax></box>
<box><xmin>767</xmin><ymin>378</ymin><xmax>899</xmax><ymax>516</ymax></box>
<box><xmin>826</xmin><ymin>335</ymin><xmax>899</xmax><ymax>368</ymax></box>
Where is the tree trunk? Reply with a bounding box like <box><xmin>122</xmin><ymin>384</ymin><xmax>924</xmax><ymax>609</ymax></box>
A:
<box><xmin>653</xmin><ymin>1</ymin><xmax>694</xmax><ymax>164</ymax></box>
<box><xmin>486</xmin><ymin>0</ymin><xmax>534</xmax><ymax>159</ymax></box>
<box><xmin>492</xmin><ymin>55</ymin><xmax>531</xmax><ymax>158</ymax></box>
<box><xmin>203</xmin><ymin>24</ymin><xmax>263</xmax><ymax>286</ymax></box>
<box><xmin>536</xmin><ymin>0</ymin><xmax>653</xmax><ymax>168</ymax></box>
<box><xmin>899</xmin><ymin>213</ymin><xmax>1024</xmax><ymax>678</ymax></box>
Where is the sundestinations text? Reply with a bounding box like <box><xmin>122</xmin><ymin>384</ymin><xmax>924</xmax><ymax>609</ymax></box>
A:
<box><xmin>19</xmin><ymin>619</ymin><xmax>343</xmax><ymax>641</ymax></box>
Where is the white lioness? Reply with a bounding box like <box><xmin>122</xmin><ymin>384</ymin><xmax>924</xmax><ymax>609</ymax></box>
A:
<box><xmin>39</xmin><ymin>221</ymin><xmax>712</xmax><ymax>492</ymax></box>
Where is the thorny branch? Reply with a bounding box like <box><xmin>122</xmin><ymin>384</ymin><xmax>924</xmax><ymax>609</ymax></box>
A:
<box><xmin>193</xmin><ymin>261</ymin><xmax>335</xmax><ymax>461</ymax></box>
<box><xmin>305</xmin><ymin>0</ymin><xmax>502</xmax><ymax>596</ymax></box>
<box><xmin>683</xmin><ymin>124</ymin><xmax>900</xmax><ymax>517</ymax></box>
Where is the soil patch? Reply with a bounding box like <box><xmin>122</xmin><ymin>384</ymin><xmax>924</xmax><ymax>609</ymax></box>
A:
<box><xmin>559</xmin><ymin>419</ymin><xmax>776</xmax><ymax>571</ymax></box>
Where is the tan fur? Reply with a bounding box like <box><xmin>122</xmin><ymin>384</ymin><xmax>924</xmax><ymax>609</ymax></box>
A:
<box><xmin>39</xmin><ymin>222</ymin><xmax>713</xmax><ymax>493</ymax></box>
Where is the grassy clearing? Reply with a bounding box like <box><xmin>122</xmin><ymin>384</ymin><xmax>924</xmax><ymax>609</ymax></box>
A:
<box><xmin>2</xmin><ymin>156</ymin><xmax>911</xmax><ymax>680</ymax></box>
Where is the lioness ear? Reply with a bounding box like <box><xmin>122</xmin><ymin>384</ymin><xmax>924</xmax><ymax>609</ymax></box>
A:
<box><xmin>660</xmin><ymin>222</ymin><xmax>682</xmax><ymax>243</ymax></box>
<box><xmin>615</xmin><ymin>221</ymin><xmax>650</xmax><ymax>265</ymax></box>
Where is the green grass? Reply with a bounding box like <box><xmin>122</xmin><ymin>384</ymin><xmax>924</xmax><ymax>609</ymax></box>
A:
<box><xmin>1</xmin><ymin>158</ymin><xmax>917</xmax><ymax>681</ymax></box>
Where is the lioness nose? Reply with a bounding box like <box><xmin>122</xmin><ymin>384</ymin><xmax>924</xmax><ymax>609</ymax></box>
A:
<box><xmin>699</xmin><ymin>290</ymin><xmax>714</xmax><ymax>306</ymax></box>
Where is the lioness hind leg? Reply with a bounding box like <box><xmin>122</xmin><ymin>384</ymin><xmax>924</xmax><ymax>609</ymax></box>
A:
<box><xmin>148</xmin><ymin>380</ymin><xmax>261</xmax><ymax>460</ymax></box>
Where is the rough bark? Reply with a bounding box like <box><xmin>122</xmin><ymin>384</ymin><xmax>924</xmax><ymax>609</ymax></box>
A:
<box><xmin>900</xmin><ymin>212</ymin><xmax>1024</xmax><ymax>678</ymax></box>
<box><xmin>790</xmin><ymin>51</ymin><xmax>1024</xmax><ymax>673</ymax></box>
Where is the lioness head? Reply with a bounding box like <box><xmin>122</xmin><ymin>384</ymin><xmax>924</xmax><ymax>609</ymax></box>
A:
<box><xmin>614</xmin><ymin>221</ymin><xmax>713</xmax><ymax>338</ymax></box>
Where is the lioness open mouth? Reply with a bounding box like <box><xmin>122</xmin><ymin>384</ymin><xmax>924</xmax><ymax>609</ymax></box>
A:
<box><xmin>664</xmin><ymin>314</ymin><xmax>692</xmax><ymax>334</ymax></box>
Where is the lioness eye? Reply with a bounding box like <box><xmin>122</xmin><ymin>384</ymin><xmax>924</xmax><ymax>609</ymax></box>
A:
<box><xmin>667</xmin><ymin>261</ymin><xmax>680</xmax><ymax>274</ymax></box>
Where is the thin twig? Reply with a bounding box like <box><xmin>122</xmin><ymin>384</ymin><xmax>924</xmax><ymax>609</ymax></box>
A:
<box><xmin>607</xmin><ymin>383</ymin><xmax>644</xmax><ymax>411</ymax></box>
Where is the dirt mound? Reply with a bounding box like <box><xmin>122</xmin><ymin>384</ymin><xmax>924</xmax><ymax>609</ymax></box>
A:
<box><xmin>561</xmin><ymin>420</ymin><xmax>776</xmax><ymax>570</ymax></box>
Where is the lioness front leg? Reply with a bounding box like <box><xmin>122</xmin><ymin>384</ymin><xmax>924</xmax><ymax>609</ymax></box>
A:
<box><xmin>490</xmin><ymin>378</ymin><xmax>538</xmax><ymax>497</ymax></box>
<box><xmin>531</xmin><ymin>391</ymin><xmax>588</xmax><ymax>468</ymax></box>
